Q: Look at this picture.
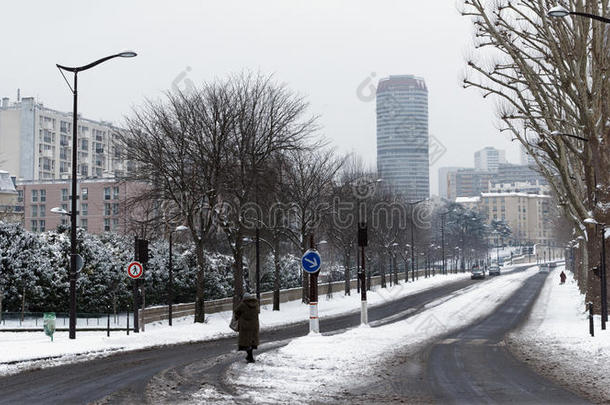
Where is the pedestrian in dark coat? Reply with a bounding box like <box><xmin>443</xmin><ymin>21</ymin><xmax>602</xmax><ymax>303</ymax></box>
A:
<box><xmin>234</xmin><ymin>292</ymin><xmax>260</xmax><ymax>363</ymax></box>
<box><xmin>560</xmin><ymin>271</ymin><xmax>567</xmax><ymax>284</ymax></box>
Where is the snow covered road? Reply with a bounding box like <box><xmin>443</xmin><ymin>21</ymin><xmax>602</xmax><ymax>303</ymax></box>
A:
<box><xmin>193</xmin><ymin>266</ymin><xmax>544</xmax><ymax>404</ymax></box>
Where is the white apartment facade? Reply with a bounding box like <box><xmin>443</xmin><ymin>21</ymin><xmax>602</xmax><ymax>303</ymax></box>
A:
<box><xmin>474</xmin><ymin>147</ymin><xmax>506</xmax><ymax>172</ymax></box>
<box><xmin>0</xmin><ymin>96</ymin><xmax>130</xmax><ymax>181</ymax></box>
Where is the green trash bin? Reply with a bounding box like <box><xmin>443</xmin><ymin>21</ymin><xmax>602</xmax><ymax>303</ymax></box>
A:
<box><xmin>43</xmin><ymin>312</ymin><xmax>56</xmax><ymax>341</ymax></box>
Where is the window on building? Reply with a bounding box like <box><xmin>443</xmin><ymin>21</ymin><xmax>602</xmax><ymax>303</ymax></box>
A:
<box><xmin>32</xmin><ymin>189</ymin><xmax>38</xmax><ymax>202</ymax></box>
<box><xmin>61</xmin><ymin>203</ymin><xmax>68</xmax><ymax>212</ymax></box>
<box><xmin>40</xmin><ymin>204</ymin><xmax>46</xmax><ymax>217</ymax></box>
<box><xmin>112</xmin><ymin>218</ymin><xmax>120</xmax><ymax>231</ymax></box>
<box><xmin>81</xmin><ymin>203</ymin><xmax>88</xmax><ymax>216</ymax></box>
<box><xmin>17</xmin><ymin>190</ymin><xmax>24</xmax><ymax>203</ymax></box>
<box><xmin>82</xmin><ymin>187</ymin><xmax>88</xmax><ymax>200</ymax></box>
<box><xmin>80</xmin><ymin>165</ymin><xmax>88</xmax><ymax>177</ymax></box>
<box><xmin>104</xmin><ymin>203</ymin><xmax>111</xmax><ymax>216</ymax></box>
<box><xmin>80</xmin><ymin>218</ymin><xmax>88</xmax><ymax>231</ymax></box>
<box><xmin>81</xmin><ymin>139</ymin><xmax>88</xmax><ymax>151</ymax></box>
<box><xmin>112</xmin><ymin>203</ymin><xmax>119</xmax><ymax>216</ymax></box>
<box><xmin>31</xmin><ymin>220</ymin><xmax>38</xmax><ymax>232</ymax></box>
<box><xmin>61</xmin><ymin>188</ymin><xmax>69</xmax><ymax>201</ymax></box>
<box><xmin>113</xmin><ymin>186</ymin><xmax>120</xmax><ymax>200</ymax></box>
<box><xmin>40</xmin><ymin>189</ymin><xmax>46</xmax><ymax>202</ymax></box>
<box><xmin>104</xmin><ymin>218</ymin><xmax>111</xmax><ymax>232</ymax></box>
<box><xmin>104</xmin><ymin>187</ymin><xmax>111</xmax><ymax>200</ymax></box>
<box><xmin>32</xmin><ymin>205</ymin><xmax>38</xmax><ymax>217</ymax></box>
<box><xmin>39</xmin><ymin>220</ymin><xmax>46</xmax><ymax>232</ymax></box>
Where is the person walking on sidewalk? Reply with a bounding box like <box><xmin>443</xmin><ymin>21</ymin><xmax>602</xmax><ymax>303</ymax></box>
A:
<box><xmin>560</xmin><ymin>271</ymin><xmax>567</xmax><ymax>284</ymax></box>
<box><xmin>234</xmin><ymin>292</ymin><xmax>260</xmax><ymax>363</ymax></box>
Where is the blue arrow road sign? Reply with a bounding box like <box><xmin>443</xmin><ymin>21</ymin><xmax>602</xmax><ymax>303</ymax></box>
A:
<box><xmin>301</xmin><ymin>250</ymin><xmax>322</xmax><ymax>273</ymax></box>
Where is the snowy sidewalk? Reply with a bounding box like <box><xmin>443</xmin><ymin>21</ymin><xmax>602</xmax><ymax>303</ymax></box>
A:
<box><xmin>509</xmin><ymin>267</ymin><xmax>610</xmax><ymax>403</ymax></box>
<box><xmin>0</xmin><ymin>272</ymin><xmax>473</xmax><ymax>376</ymax></box>
<box><xmin>194</xmin><ymin>267</ymin><xmax>540</xmax><ymax>404</ymax></box>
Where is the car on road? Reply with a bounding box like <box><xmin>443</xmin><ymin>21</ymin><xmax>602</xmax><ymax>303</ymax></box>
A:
<box><xmin>539</xmin><ymin>263</ymin><xmax>550</xmax><ymax>273</ymax></box>
<box><xmin>488</xmin><ymin>265</ymin><xmax>501</xmax><ymax>276</ymax></box>
<box><xmin>471</xmin><ymin>266</ymin><xmax>485</xmax><ymax>280</ymax></box>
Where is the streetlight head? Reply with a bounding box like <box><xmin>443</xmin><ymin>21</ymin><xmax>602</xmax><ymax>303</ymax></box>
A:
<box><xmin>548</xmin><ymin>5</ymin><xmax>570</xmax><ymax>18</ymax></box>
<box><xmin>318</xmin><ymin>240</ymin><xmax>328</xmax><ymax>245</ymax></box>
<box><xmin>376</xmin><ymin>178</ymin><xmax>384</xmax><ymax>183</ymax></box>
<box><xmin>119</xmin><ymin>51</ymin><xmax>137</xmax><ymax>58</ymax></box>
<box><xmin>50</xmin><ymin>206</ymin><xmax>69</xmax><ymax>215</ymax></box>
<box><xmin>549</xmin><ymin>130</ymin><xmax>561</xmax><ymax>136</ymax></box>
<box><xmin>175</xmin><ymin>225</ymin><xmax>189</xmax><ymax>232</ymax></box>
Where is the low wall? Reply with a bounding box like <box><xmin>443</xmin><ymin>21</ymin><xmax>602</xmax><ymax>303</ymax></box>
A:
<box><xmin>140</xmin><ymin>269</ymin><xmax>430</xmax><ymax>326</ymax></box>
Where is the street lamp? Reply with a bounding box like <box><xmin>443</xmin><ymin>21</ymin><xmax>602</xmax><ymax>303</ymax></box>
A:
<box><xmin>168</xmin><ymin>225</ymin><xmax>188</xmax><ymax>326</ymax></box>
<box><xmin>548</xmin><ymin>5</ymin><xmax>610</xmax><ymax>23</ymax></box>
<box><xmin>56</xmin><ymin>51</ymin><xmax>136</xmax><ymax>339</ymax></box>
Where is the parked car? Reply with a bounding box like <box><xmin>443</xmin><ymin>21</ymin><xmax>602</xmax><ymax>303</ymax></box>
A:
<box><xmin>539</xmin><ymin>263</ymin><xmax>550</xmax><ymax>273</ymax></box>
<box><xmin>471</xmin><ymin>266</ymin><xmax>485</xmax><ymax>280</ymax></box>
<box><xmin>548</xmin><ymin>261</ymin><xmax>557</xmax><ymax>268</ymax></box>
<box><xmin>489</xmin><ymin>265</ymin><xmax>501</xmax><ymax>276</ymax></box>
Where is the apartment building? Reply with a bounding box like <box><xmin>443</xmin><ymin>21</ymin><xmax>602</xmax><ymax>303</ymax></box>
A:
<box><xmin>0</xmin><ymin>170</ymin><xmax>22</xmax><ymax>223</ymax></box>
<box><xmin>16</xmin><ymin>178</ymin><xmax>137</xmax><ymax>234</ymax></box>
<box><xmin>479</xmin><ymin>192</ymin><xmax>553</xmax><ymax>245</ymax></box>
<box><xmin>0</xmin><ymin>96</ymin><xmax>131</xmax><ymax>181</ymax></box>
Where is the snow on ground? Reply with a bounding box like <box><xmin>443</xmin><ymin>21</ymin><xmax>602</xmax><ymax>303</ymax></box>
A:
<box><xmin>0</xmin><ymin>271</ymin><xmax>474</xmax><ymax>376</ymax></box>
<box><xmin>196</xmin><ymin>267</ymin><xmax>540</xmax><ymax>404</ymax></box>
<box><xmin>509</xmin><ymin>266</ymin><xmax>610</xmax><ymax>403</ymax></box>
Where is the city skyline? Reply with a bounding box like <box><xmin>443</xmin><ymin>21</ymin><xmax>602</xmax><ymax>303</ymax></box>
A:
<box><xmin>0</xmin><ymin>1</ymin><xmax>524</xmax><ymax>195</ymax></box>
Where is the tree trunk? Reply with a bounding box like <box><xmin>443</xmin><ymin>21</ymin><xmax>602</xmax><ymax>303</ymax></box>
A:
<box><xmin>344</xmin><ymin>252</ymin><xmax>351</xmax><ymax>296</ymax></box>
<box><xmin>233</xmin><ymin>244</ymin><xmax>244</xmax><ymax>310</ymax></box>
<box><xmin>301</xmin><ymin>235</ymin><xmax>309</xmax><ymax>303</ymax></box>
<box><xmin>20</xmin><ymin>285</ymin><xmax>26</xmax><ymax>322</ymax></box>
<box><xmin>194</xmin><ymin>241</ymin><xmax>206</xmax><ymax>323</ymax></box>
<box><xmin>0</xmin><ymin>289</ymin><xmax>3</xmax><ymax>322</ymax></box>
<box><xmin>273</xmin><ymin>234</ymin><xmax>281</xmax><ymax>311</ymax></box>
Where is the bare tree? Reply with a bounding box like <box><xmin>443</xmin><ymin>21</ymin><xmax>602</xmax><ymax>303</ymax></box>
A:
<box><xmin>460</xmin><ymin>0</ymin><xmax>609</xmax><ymax>298</ymax></box>
<box><xmin>216</xmin><ymin>72</ymin><xmax>319</xmax><ymax>308</ymax></box>
<box><xmin>280</xmin><ymin>147</ymin><xmax>346</xmax><ymax>302</ymax></box>
<box><xmin>118</xmin><ymin>84</ymin><xmax>231</xmax><ymax>323</ymax></box>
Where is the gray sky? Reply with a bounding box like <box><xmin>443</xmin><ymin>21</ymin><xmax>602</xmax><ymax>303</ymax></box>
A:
<box><xmin>0</xmin><ymin>0</ymin><xmax>520</xmax><ymax>194</ymax></box>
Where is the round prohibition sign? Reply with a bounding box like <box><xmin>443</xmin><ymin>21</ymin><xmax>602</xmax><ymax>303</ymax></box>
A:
<box><xmin>127</xmin><ymin>261</ymin><xmax>143</xmax><ymax>279</ymax></box>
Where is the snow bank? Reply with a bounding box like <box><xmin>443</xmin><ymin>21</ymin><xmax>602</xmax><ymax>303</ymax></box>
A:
<box><xmin>211</xmin><ymin>267</ymin><xmax>539</xmax><ymax>404</ymax></box>
<box><xmin>509</xmin><ymin>267</ymin><xmax>610</xmax><ymax>403</ymax></box>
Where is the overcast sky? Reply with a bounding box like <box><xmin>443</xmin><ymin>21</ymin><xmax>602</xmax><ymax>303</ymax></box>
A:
<box><xmin>0</xmin><ymin>0</ymin><xmax>521</xmax><ymax>194</ymax></box>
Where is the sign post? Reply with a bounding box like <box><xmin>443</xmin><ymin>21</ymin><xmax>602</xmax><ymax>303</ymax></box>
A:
<box><xmin>43</xmin><ymin>312</ymin><xmax>56</xmax><ymax>341</ymax></box>
<box><xmin>301</xmin><ymin>246</ymin><xmax>322</xmax><ymax>334</ymax></box>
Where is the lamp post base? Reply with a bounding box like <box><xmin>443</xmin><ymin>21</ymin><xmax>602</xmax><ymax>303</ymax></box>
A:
<box><xmin>361</xmin><ymin>300</ymin><xmax>368</xmax><ymax>325</ymax></box>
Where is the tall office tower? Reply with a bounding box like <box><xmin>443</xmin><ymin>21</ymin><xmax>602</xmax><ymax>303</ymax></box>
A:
<box><xmin>0</xmin><ymin>96</ymin><xmax>129</xmax><ymax>181</ymax></box>
<box><xmin>376</xmin><ymin>75</ymin><xmax>429</xmax><ymax>201</ymax></box>
<box><xmin>474</xmin><ymin>146</ymin><xmax>506</xmax><ymax>172</ymax></box>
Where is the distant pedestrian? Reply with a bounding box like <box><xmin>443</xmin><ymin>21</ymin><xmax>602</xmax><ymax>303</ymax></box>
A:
<box><xmin>234</xmin><ymin>292</ymin><xmax>260</xmax><ymax>363</ymax></box>
<box><xmin>560</xmin><ymin>271</ymin><xmax>567</xmax><ymax>284</ymax></box>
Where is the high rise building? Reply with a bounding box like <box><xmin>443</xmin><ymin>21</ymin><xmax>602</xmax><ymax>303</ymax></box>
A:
<box><xmin>520</xmin><ymin>145</ymin><xmax>537</xmax><ymax>166</ymax></box>
<box><xmin>494</xmin><ymin>163</ymin><xmax>545</xmax><ymax>185</ymax></box>
<box><xmin>376</xmin><ymin>75</ymin><xmax>429</xmax><ymax>201</ymax></box>
<box><xmin>474</xmin><ymin>146</ymin><xmax>506</xmax><ymax>172</ymax></box>
<box><xmin>438</xmin><ymin>166</ymin><xmax>461</xmax><ymax>199</ymax></box>
<box><xmin>447</xmin><ymin>168</ymin><xmax>494</xmax><ymax>200</ymax></box>
<box><xmin>0</xmin><ymin>96</ymin><xmax>130</xmax><ymax>181</ymax></box>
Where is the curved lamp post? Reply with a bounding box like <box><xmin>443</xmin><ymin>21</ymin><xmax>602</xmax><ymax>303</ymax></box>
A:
<box><xmin>548</xmin><ymin>5</ymin><xmax>610</xmax><ymax>23</ymax></box>
<box><xmin>56</xmin><ymin>51</ymin><xmax>137</xmax><ymax>339</ymax></box>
